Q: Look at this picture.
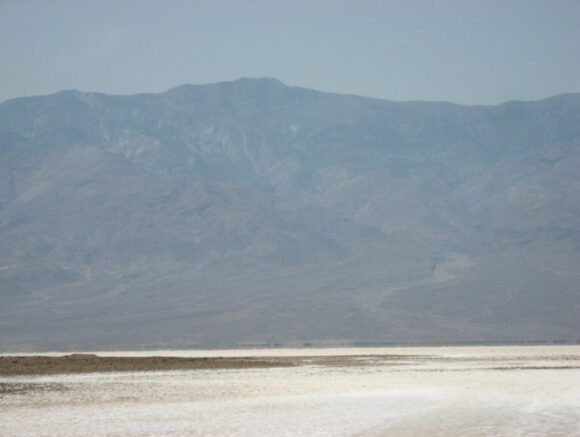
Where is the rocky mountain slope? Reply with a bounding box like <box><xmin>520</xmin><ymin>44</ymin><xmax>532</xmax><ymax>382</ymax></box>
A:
<box><xmin>1</xmin><ymin>78</ymin><xmax>579</xmax><ymax>350</ymax></box>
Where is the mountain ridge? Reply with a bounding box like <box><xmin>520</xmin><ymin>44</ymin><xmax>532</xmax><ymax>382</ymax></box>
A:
<box><xmin>1</xmin><ymin>78</ymin><xmax>579</xmax><ymax>351</ymax></box>
<box><xmin>3</xmin><ymin>77</ymin><xmax>579</xmax><ymax>107</ymax></box>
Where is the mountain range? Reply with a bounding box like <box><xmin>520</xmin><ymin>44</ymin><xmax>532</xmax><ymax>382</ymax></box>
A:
<box><xmin>1</xmin><ymin>78</ymin><xmax>579</xmax><ymax>351</ymax></box>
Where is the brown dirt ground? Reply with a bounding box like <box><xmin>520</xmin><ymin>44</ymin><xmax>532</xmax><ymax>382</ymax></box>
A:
<box><xmin>0</xmin><ymin>354</ymin><xmax>418</xmax><ymax>376</ymax></box>
<box><xmin>0</xmin><ymin>382</ymin><xmax>66</xmax><ymax>397</ymax></box>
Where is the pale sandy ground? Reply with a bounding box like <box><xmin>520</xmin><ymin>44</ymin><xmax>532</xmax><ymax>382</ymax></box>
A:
<box><xmin>1</xmin><ymin>346</ymin><xmax>579</xmax><ymax>436</ymax></box>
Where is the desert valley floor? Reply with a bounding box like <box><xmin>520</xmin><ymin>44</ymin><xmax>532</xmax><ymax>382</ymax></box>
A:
<box><xmin>1</xmin><ymin>346</ymin><xmax>579</xmax><ymax>436</ymax></box>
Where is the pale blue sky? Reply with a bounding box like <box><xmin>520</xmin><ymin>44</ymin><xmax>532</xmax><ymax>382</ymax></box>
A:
<box><xmin>1</xmin><ymin>0</ymin><xmax>579</xmax><ymax>104</ymax></box>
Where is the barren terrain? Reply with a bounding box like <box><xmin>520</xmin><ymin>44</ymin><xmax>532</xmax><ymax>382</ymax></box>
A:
<box><xmin>1</xmin><ymin>346</ymin><xmax>579</xmax><ymax>436</ymax></box>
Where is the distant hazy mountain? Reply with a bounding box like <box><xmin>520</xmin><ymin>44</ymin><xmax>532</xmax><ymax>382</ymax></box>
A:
<box><xmin>1</xmin><ymin>78</ymin><xmax>579</xmax><ymax>351</ymax></box>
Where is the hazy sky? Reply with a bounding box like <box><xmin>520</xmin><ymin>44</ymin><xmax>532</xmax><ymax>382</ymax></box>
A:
<box><xmin>1</xmin><ymin>0</ymin><xmax>579</xmax><ymax>105</ymax></box>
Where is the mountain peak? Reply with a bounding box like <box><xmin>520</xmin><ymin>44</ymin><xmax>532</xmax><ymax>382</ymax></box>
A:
<box><xmin>166</xmin><ymin>77</ymin><xmax>287</xmax><ymax>95</ymax></box>
<box><xmin>230</xmin><ymin>77</ymin><xmax>286</xmax><ymax>86</ymax></box>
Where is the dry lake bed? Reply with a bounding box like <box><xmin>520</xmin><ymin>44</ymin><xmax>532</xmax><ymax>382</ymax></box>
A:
<box><xmin>1</xmin><ymin>346</ymin><xmax>579</xmax><ymax>436</ymax></box>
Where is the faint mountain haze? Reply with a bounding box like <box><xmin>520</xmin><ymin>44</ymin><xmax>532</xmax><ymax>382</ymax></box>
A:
<box><xmin>1</xmin><ymin>78</ymin><xmax>579</xmax><ymax>351</ymax></box>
